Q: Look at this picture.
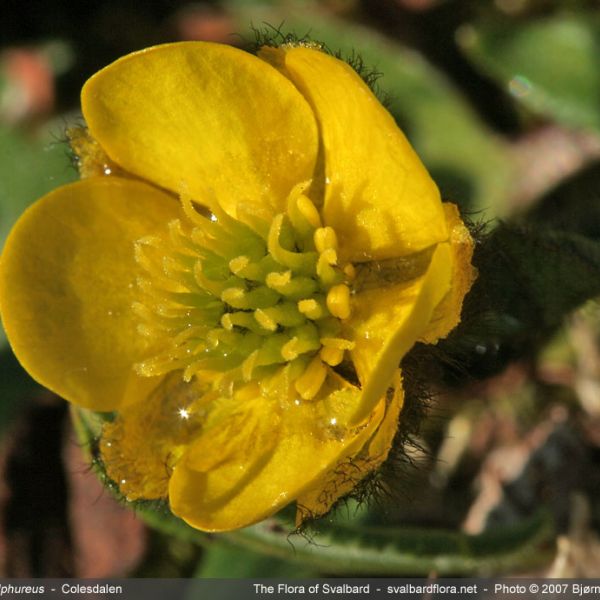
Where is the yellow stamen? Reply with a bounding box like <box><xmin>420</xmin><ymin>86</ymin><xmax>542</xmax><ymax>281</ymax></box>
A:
<box><xmin>266</xmin><ymin>272</ymin><xmax>318</xmax><ymax>299</ymax></box>
<box><xmin>295</xmin><ymin>356</ymin><xmax>328</xmax><ymax>400</ymax></box>
<box><xmin>297</xmin><ymin>298</ymin><xmax>325</xmax><ymax>320</ymax></box>
<box><xmin>281</xmin><ymin>323</ymin><xmax>320</xmax><ymax>361</ymax></box>
<box><xmin>326</xmin><ymin>284</ymin><xmax>351</xmax><ymax>320</ymax></box>
<box><xmin>255</xmin><ymin>303</ymin><xmax>304</xmax><ymax>328</ymax></box>
<box><xmin>266</xmin><ymin>270</ymin><xmax>291</xmax><ymax>289</ymax></box>
<box><xmin>320</xmin><ymin>337</ymin><xmax>355</xmax><ymax>350</ymax></box>
<box><xmin>314</xmin><ymin>226</ymin><xmax>338</xmax><ymax>253</ymax></box>
<box><xmin>296</xmin><ymin>195</ymin><xmax>322</xmax><ymax>229</ymax></box>
<box><xmin>343</xmin><ymin>263</ymin><xmax>357</xmax><ymax>281</ymax></box>
<box><xmin>254</xmin><ymin>308</ymin><xmax>277</xmax><ymax>332</ymax></box>
<box><xmin>228</xmin><ymin>255</ymin><xmax>249</xmax><ymax>275</ymax></box>
<box><xmin>281</xmin><ymin>337</ymin><xmax>300</xmax><ymax>361</ymax></box>
<box><xmin>221</xmin><ymin>312</ymin><xmax>270</xmax><ymax>335</ymax></box>
<box><xmin>221</xmin><ymin>286</ymin><xmax>279</xmax><ymax>310</ymax></box>
<box><xmin>319</xmin><ymin>345</ymin><xmax>345</xmax><ymax>366</ymax></box>
<box><xmin>242</xmin><ymin>350</ymin><xmax>259</xmax><ymax>381</ymax></box>
<box><xmin>133</xmin><ymin>175</ymin><xmax>357</xmax><ymax>395</ymax></box>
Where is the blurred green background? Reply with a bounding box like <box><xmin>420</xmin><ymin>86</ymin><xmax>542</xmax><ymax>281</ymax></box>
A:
<box><xmin>1</xmin><ymin>0</ymin><xmax>600</xmax><ymax>578</ymax></box>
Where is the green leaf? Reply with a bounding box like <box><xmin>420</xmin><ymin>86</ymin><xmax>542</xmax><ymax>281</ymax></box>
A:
<box><xmin>227</xmin><ymin>1</ymin><xmax>514</xmax><ymax>219</ymax></box>
<box><xmin>137</xmin><ymin>500</ymin><xmax>554</xmax><ymax>576</ymax></box>
<box><xmin>523</xmin><ymin>161</ymin><xmax>600</xmax><ymax>241</ymax></box>
<box><xmin>481</xmin><ymin>225</ymin><xmax>600</xmax><ymax>329</ymax></box>
<box><xmin>460</xmin><ymin>15</ymin><xmax>600</xmax><ymax>133</ymax></box>
<box><xmin>440</xmin><ymin>224</ymin><xmax>600</xmax><ymax>379</ymax></box>
<box><xmin>195</xmin><ymin>542</ymin><xmax>318</xmax><ymax>578</ymax></box>
<box><xmin>0</xmin><ymin>125</ymin><xmax>76</xmax><ymax>250</ymax></box>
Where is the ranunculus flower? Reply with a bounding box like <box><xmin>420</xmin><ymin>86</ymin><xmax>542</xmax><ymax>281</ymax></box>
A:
<box><xmin>0</xmin><ymin>41</ymin><xmax>475</xmax><ymax>531</ymax></box>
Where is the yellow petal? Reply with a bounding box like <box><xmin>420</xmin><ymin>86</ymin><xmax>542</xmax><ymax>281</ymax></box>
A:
<box><xmin>0</xmin><ymin>177</ymin><xmax>179</xmax><ymax>410</ymax></box>
<box><xmin>82</xmin><ymin>42</ymin><xmax>319</xmax><ymax>223</ymax></box>
<box><xmin>296</xmin><ymin>371</ymin><xmax>404</xmax><ymax>523</ymax></box>
<box><xmin>364</xmin><ymin>371</ymin><xmax>405</xmax><ymax>460</ymax></box>
<box><xmin>422</xmin><ymin>203</ymin><xmax>477</xmax><ymax>343</ymax></box>
<box><xmin>347</xmin><ymin>243</ymin><xmax>453</xmax><ymax>425</ymax></box>
<box><xmin>168</xmin><ymin>373</ymin><xmax>385</xmax><ymax>531</ymax></box>
<box><xmin>101</xmin><ymin>371</ymin><xmax>209</xmax><ymax>500</ymax></box>
<box><xmin>261</xmin><ymin>46</ymin><xmax>447</xmax><ymax>262</ymax></box>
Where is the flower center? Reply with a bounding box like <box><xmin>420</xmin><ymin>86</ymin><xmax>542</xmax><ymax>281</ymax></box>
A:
<box><xmin>133</xmin><ymin>182</ymin><xmax>355</xmax><ymax>400</ymax></box>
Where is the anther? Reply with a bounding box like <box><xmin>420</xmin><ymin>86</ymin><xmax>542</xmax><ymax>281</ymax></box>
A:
<box><xmin>281</xmin><ymin>323</ymin><xmax>320</xmax><ymax>361</ymax></box>
<box><xmin>295</xmin><ymin>356</ymin><xmax>328</xmax><ymax>400</ymax></box>
<box><xmin>320</xmin><ymin>337</ymin><xmax>355</xmax><ymax>350</ymax></box>
<box><xmin>317</xmin><ymin>251</ymin><xmax>342</xmax><ymax>288</ymax></box>
<box><xmin>319</xmin><ymin>345</ymin><xmax>345</xmax><ymax>366</ymax></box>
<box><xmin>266</xmin><ymin>272</ymin><xmax>318</xmax><ymax>300</ymax></box>
<box><xmin>221</xmin><ymin>312</ymin><xmax>271</xmax><ymax>335</ymax></box>
<box><xmin>314</xmin><ymin>227</ymin><xmax>338</xmax><ymax>253</ymax></box>
<box><xmin>296</xmin><ymin>195</ymin><xmax>322</xmax><ymax>229</ymax></box>
<box><xmin>297</xmin><ymin>298</ymin><xmax>326</xmax><ymax>320</ymax></box>
<box><xmin>266</xmin><ymin>270</ymin><xmax>291</xmax><ymax>289</ymax></box>
<box><xmin>343</xmin><ymin>263</ymin><xmax>357</xmax><ymax>281</ymax></box>
<box><xmin>254</xmin><ymin>309</ymin><xmax>277</xmax><ymax>332</ymax></box>
<box><xmin>242</xmin><ymin>350</ymin><xmax>259</xmax><ymax>381</ymax></box>
<box><xmin>281</xmin><ymin>337</ymin><xmax>300</xmax><ymax>361</ymax></box>
<box><xmin>326</xmin><ymin>284</ymin><xmax>351</xmax><ymax>320</ymax></box>
<box><xmin>288</xmin><ymin>186</ymin><xmax>318</xmax><ymax>242</ymax></box>
<box><xmin>228</xmin><ymin>255</ymin><xmax>249</xmax><ymax>275</ymax></box>
<box><xmin>221</xmin><ymin>286</ymin><xmax>279</xmax><ymax>310</ymax></box>
<box><xmin>255</xmin><ymin>303</ymin><xmax>304</xmax><ymax>328</ymax></box>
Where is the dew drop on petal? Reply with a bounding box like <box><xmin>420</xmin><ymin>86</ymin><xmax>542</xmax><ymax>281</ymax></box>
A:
<box><xmin>508</xmin><ymin>75</ymin><xmax>532</xmax><ymax>98</ymax></box>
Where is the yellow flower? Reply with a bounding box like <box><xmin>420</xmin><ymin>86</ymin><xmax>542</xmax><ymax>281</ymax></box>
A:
<box><xmin>0</xmin><ymin>42</ymin><xmax>475</xmax><ymax>531</ymax></box>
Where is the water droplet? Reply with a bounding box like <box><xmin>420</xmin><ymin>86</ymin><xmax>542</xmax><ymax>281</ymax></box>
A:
<box><xmin>103</xmin><ymin>166</ymin><xmax>112</xmax><ymax>175</ymax></box>
<box><xmin>210</xmin><ymin>213</ymin><xmax>218</xmax><ymax>222</ymax></box>
<box><xmin>325</xmin><ymin>176</ymin><xmax>331</xmax><ymax>185</ymax></box>
<box><xmin>120</xmin><ymin>479</ymin><xmax>127</xmax><ymax>485</ymax></box>
<box><xmin>330</xmin><ymin>417</ymin><xmax>337</xmax><ymax>425</ymax></box>
<box><xmin>508</xmin><ymin>75</ymin><xmax>532</xmax><ymax>98</ymax></box>
<box><xmin>294</xmin><ymin>398</ymin><xmax>301</xmax><ymax>406</ymax></box>
<box><xmin>475</xmin><ymin>344</ymin><xmax>487</xmax><ymax>355</ymax></box>
<box><xmin>107</xmin><ymin>310</ymin><xmax>113</xmax><ymax>316</ymax></box>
